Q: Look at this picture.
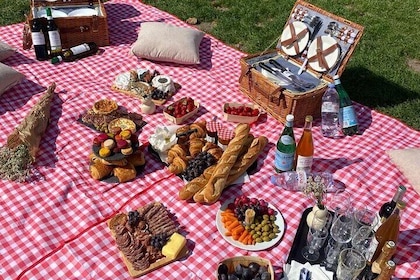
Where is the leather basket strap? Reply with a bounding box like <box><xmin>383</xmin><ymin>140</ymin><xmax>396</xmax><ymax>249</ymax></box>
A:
<box><xmin>307</xmin><ymin>37</ymin><xmax>338</xmax><ymax>69</ymax></box>
<box><xmin>281</xmin><ymin>23</ymin><xmax>308</xmax><ymax>54</ymax></box>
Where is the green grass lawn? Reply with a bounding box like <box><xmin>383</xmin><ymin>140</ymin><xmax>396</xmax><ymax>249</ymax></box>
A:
<box><xmin>2</xmin><ymin>0</ymin><xmax>419</xmax><ymax>130</ymax></box>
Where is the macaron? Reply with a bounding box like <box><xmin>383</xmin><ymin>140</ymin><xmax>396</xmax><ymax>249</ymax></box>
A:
<box><xmin>103</xmin><ymin>139</ymin><xmax>116</xmax><ymax>150</ymax></box>
<box><xmin>97</xmin><ymin>133</ymin><xmax>109</xmax><ymax>143</ymax></box>
<box><xmin>99</xmin><ymin>147</ymin><xmax>111</xmax><ymax>157</ymax></box>
<box><xmin>121</xmin><ymin>146</ymin><xmax>133</xmax><ymax>155</ymax></box>
<box><xmin>116</xmin><ymin>139</ymin><xmax>128</xmax><ymax>149</ymax></box>
<box><xmin>120</xmin><ymin>130</ymin><xmax>131</xmax><ymax>140</ymax></box>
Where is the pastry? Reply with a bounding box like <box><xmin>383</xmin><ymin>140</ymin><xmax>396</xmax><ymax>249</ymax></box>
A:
<box><xmin>167</xmin><ymin>144</ymin><xmax>187</xmax><ymax>164</ymax></box>
<box><xmin>120</xmin><ymin>130</ymin><xmax>131</xmax><ymax>140</ymax></box>
<box><xmin>108</xmin><ymin>118</ymin><xmax>136</xmax><ymax>134</ymax></box>
<box><xmin>97</xmin><ymin>133</ymin><xmax>109</xmax><ymax>143</ymax></box>
<box><xmin>193</xmin><ymin>123</ymin><xmax>250</xmax><ymax>204</ymax></box>
<box><xmin>189</xmin><ymin>138</ymin><xmax>205</xmax><ymax>158</ymax></box>
<box><xmin>89</xmin><ymin>153</ymin><xmax>100</xmax><ymax>164</ymax></box>
<box><xmin>168</xmin><ymin>156</ymin><xmax>187</xmax><ymax>175</ymax></box>
<box><xmin>127</xmin><ymin>150</ymin><xmax>146</xmax><ymax>167</ymax></box>
<box><xmin>116</xmin><ymin>139</ymin><xmax>128</xmax><ymax>149</ymax></box>
<box><xmin>113</xmin><ymin>162</ymin><xmax>137</xmax><ymax>183</ymax></box>
<box><xmin>121</xmin><ymin>146</ymin><xmax>133</xmax><ymax>156</ymax></box>
<box><xmin>109</xmin><ymin>126</ymin><xmax>122</xmax><ymax>135</ymax></box>
<box><xmin>189</xmin><ymin>121</ymin><xmax>207</xmax><ymax>139</ymax></box>
<box><xmin>176</xmin><ymin>125</ymin><xmax>190</xmax><ymax>144</ymax></box>
<box><xmin>92</xmin><ymin>99</ymin><xmax>118</xmax><ymax>115</ymax></box>
<box><xmin>202</xmin><ymin>142</ymin><xmax>224</xmax><ymax>161</ymax></box>
<box><xmin>90</xmin><ymin>161</ymin><xmax>114</xmax><ymax>180</ymax></box>
<box><xmin>103</xmin><ymin>139</ymin><xmax>116</xmax><ymax>150</ymax></box>
<box><xmin>99</xmin><ymin>147</ymin><xmax>111</xmax><ymax>158</ymax></box>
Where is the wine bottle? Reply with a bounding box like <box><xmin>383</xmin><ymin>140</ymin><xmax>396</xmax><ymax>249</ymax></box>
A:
<box><xmin>295</xmin><ymin>115</ymin><xmax>314</xmax><ymax>173</ymax></box>
<box><xmin>31</xmin><ymin>18</ymin><xmax>49</xmax><ymax>61</ymax></box>
<box><xmin>51</xmin><ymin>42</ymin><xmax>98</xmax><ymax>64</ymax></box>
<box><xmin>375</xmin><ymin>260</ymin><xmax>396</xmax><ymax>280</ymax></box>
<box><xmin>334</xmin><ymin>75</ymin><xmax>359</xmax><ymax>136</ymax></box>
<box><xmin>371</xmin><ymin>240</ymin><xmax>396</xmax><ymax>275</ymax></box>
<box><xmin>378</xmin><ymin>185</ymin><xmax>406</xmax><ymax>223</ymax></box>
<box><xmin>367</xmin><ymin>201</ymin><xmax>406</xmax><ymax>263</ymax></box>
<box><xmin>274</xmin><ymin>114</ymin><xmax>296</xmax><ymax>172</ymax></box>
<box><xmin>46</xmin><ymin>8</ymin><xmax>62</xmax><ymax>55</ymax></box>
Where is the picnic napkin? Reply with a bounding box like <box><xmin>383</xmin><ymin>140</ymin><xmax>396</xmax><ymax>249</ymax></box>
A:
<box><xmin>281</xmin><ymin>260</ymin><xmax>334</xmax><ymax>280</ymax></box>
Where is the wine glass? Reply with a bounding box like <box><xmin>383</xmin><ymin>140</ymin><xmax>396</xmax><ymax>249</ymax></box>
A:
<box><xmin>351</xmin><ymin>225</ymin><xmax>374</xmax><ymax>258</ymax></box>
<box><xmin>323</xmin><ymin>213</ymin><xmax>354</xmax><ymax>269</ymax></box>
<box><xmin>352</xmin><ymin>207</ymin><xmax>378</xmax><ymax>236</ymax></box>
<box><xmin>327</xmin><ymin>190</ymin><xmax>353</xmax><ymax>222</ymax></box>
<box><xmin>302</xmin><ymin>210</ymin><xmax>332</xmax><ymax>261</ymax></box>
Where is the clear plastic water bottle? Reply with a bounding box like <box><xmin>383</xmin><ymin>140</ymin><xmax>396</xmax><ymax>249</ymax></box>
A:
<box><xmin>321</xmin><ymin>83</ymin><xmax>341</xmax><ymax>138</ymax></box>
<box><xmin>270</xmin><ymin>171</ymin><xmax>344</xmax><ymax>193</ymax></box>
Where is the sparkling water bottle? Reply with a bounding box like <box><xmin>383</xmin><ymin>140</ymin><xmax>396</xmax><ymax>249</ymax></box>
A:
<box><xmin>270</xmin><ymin>171</ymin><xmax>344</xmax><ymax>193</ymax></box>
<box><xmin>321</xmin><ymin>83</ymin><xmax>341</xmax><ymax>138</ymax></box>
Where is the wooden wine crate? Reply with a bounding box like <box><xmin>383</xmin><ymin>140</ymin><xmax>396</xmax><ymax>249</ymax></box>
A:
<box><xmin>239</xmin><ymin>0</ymin><xmax>364</xmax><ymax>125</ymax></box>
<box><xmin>29</xmin><ymin>0</ymin><xmax>109</xmax><ymax>49</ymax></box>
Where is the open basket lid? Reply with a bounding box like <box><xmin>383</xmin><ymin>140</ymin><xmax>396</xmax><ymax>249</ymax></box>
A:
<box><xmin>275</xmin><ymin>0</ymin><xmax>364</xmax><ymax>81</ymax></box>
<box><xmin>32</xmin><ymin>0</ymin><xmax>97</xmax><ymax>5</ymax></box>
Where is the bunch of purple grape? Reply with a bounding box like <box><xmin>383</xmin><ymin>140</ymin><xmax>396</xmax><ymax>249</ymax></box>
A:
<box><xmin>150</xmin><ymin>233</ymin><xmax>169</xmax><ymax>250</ymax></box>
<box><xmin>182</xmin><ymin>151</ymin><xmax>216</xmax><ymax>181</ymax></box>
<box><xmin>151</xmin><ymin>88</ymin><xmax>168</xmax><ymax>100</ymax></box>
<box><xmin>232</xmin><ymin>195</ymin><xmax>275</xmax><ymax>222</ymax></box>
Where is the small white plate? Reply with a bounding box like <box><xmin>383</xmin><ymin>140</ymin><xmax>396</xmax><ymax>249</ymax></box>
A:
<box><xmin>280</xmin><ymin>21</ymin><xmax>309</xmax><ymax>56</ymax></box>
<box><xmin>38</xmin><ymin>9</ymin><xmax>68</xmax><ymax>18</ymax></box>
<box><xmin>216</xmin><ymin>200</ymin><xmax>285</xmax><ymax>251</ymax></box>
<box><xmin>68</xmin><ymin>8</ymin><xmax>98</xmax><ymax>17</ymax></box>
<box><xmin>307</xmin><ymin>35</ymin><xmax>340</xmax><ymax>72</ymax></box>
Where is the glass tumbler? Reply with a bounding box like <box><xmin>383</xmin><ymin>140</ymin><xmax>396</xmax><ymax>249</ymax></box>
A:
<box><xmin>336</xmin><ymin>248</ymin><xmax>366</xmax><ymax>280</ymax></box>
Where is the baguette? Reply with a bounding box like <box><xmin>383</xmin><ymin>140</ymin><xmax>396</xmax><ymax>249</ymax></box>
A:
<box><xmin>178</xmin><ymin>165</ymin><xmax>216</xmax><ymax>200</ymax></box>
<box><xmin>226</xmin><ymin>136</ymin><xmax>268</xmax><ymax>186</ymax></box>
<box><xmin>193</xmin><ymin>123</ymin><xmax>250</xmax><ymax>204</ymax></box>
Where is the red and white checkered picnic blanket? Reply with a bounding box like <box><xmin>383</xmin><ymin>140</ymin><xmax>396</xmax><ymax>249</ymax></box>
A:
<box><xmin>1</xmin><ymin>1</ymin><xmax>419</xmax><ymax>279</ymax></box>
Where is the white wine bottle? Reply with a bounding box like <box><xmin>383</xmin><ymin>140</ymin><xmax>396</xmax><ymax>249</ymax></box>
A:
<box><xmin>51</xmin><ymin>42</ymin><xmax>98</xmax><ymax>64</ymax></box>
<box><xmin>46</xmin><ymin>8</ymin><xmax>62</xmax><ymax>55</ymax></box>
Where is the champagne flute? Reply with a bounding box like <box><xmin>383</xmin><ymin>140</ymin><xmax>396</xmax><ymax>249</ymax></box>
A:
<box><xmin>327</xmin><ymin>190</ymin><xmax>352</xmax><ymax>222</ymax></box>
<box><xmin>302</xmin><ymin>210</ymin><xmax>332</xmax><ymax>261</ymax></box>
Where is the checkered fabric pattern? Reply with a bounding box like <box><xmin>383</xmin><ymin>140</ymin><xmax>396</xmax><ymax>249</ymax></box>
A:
<box><xmin>0</xmin><ymin>1</ymin><xmax>420</xmax><ymax>279</ymax></box>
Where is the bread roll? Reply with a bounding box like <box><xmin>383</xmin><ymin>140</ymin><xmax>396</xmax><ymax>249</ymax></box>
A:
<box><xmin>127</xmin><ymin>150</ymin><xmax>145</xmax><ymax>167</ymax></box>
<box><xmin>193</xmin><ymin>123</ymin><xmax>250</xmax><ymax>204</ymax></box>
<box><xmin>113</xmin><ymin>162</ymin><xmax>136</xmax><ymax>183</ymax></box>
<box><xmin>90</xmin><ymin>161</ymin><xmax>114</xmax><ymax>180</ymax></box>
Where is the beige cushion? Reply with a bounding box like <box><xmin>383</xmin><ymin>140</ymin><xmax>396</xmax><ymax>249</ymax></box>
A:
<box><xmin>0</xmin><ymin>40</ymin><xmax>16</xmax><ymax>61</ymax></box>
<box><xmin>131</xmin><ymin>22</ymin><xmax>204</xmax><ymax>65</ymax></box>
<box><xmin>387</xmin><ymin>148</ymin><xmax>420</xmax><ymax>193</ymax></box>
<box><xmin>0</xmin><ymin>63</ymin><xmax>24</xmax><ymax>95</ymax></box>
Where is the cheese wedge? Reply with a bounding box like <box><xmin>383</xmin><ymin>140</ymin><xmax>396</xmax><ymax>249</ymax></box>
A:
<box><xmin>162</xmin><ymin>232</ymin><xmax>186</xmax><ymax>259</ymax></box>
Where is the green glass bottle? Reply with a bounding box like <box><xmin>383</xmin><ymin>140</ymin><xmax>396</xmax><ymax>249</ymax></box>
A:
<box><xmin>274</xmin><ymin>114</ymin><xmax>296</xmax><ymax>172</ymax></box>
<box><xmin>334</xmin><ymin>75</ymin><xmax>359</xmax><ymax>136</ymax></box>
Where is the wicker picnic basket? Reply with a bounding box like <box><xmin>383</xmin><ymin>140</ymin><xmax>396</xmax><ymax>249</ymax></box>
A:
<box><xmin>239</xmin><ymin>0</ymin><xmax>364</xmax><ymax>125</ymax></box>
<box><xmin>29</xmin><ymin>0</ymin><xmax>109</xmax><ymax>49</ymax></box>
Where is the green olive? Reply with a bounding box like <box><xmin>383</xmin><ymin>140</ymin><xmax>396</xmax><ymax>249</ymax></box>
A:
<box><xmin>263</xmin><ymin>214</ymin><xmax>269</xmax><ymax>220</ymax></box>
<box><xmin>263</xmin><ymin>236</ymin><xmax>271</xmax><ymax>242</ymax></box>
<box><xmin>269</xmin><ymin>233</ymin><xmax>276</xmax><ymax>239</ymax></box>
<box><xmin>256</xmin><ymin>237</ymin><xmax>263</xmax><ymax>243</ymax></box>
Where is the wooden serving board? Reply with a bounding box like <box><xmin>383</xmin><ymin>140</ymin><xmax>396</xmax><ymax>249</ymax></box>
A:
<box><xmin>111</xmin><ymin>85</ymin><xmax>171</xmax><ymax>106</ymax></box>
<box><xmin>107</xmin><ymin>206</ymin><xmax>189</xmax><ymax>278</ymax></box>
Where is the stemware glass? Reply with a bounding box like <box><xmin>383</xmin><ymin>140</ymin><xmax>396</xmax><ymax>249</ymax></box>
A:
<box><xmin>323</xmin><ymin>213</ymin><xmax>354</xmax><ymax>269</ymax></box>
<box><xmin>351</xmin><ymin>207</ymin><xmax>378</xmax><ymax>236</ymax></box>
<box><xmin>351</xmin><ymin>225</ymin><xmax>374</xmax><ymax>258</ymax></box>
<box><xmin>302</xmin><ymin>210</ymin><xmax>332</xmax><ymax>261</ymax></box>
<box><xmin>327</xmin><ymin>190</ymin><xmax>353</xmax><ymax>222</ymax></box>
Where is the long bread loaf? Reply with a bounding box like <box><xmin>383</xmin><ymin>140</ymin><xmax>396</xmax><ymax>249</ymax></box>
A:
<box><xmin>178</xmin><ymin>165</ymin><xmax>216</xmax><ymax>200</ymax></box>
<box><xmin>193</xmin><ymin>123</ymin><xmax>250</xmax><ymax>204</ymax></box>
<box><xmin>179</xmin><ymin>135</ymin><xmax>255</xmax><ymax>200</ymax></box>
<box><xmin>225</xmin><ymin>136</ymin><xmax>268</xmax><ymax>186</ymax></box>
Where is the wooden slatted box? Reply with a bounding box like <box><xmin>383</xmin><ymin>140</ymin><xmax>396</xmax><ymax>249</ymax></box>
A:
<box><xmin>29</xmin><ymin>0</ymin><xmax>109</xmax><ymax>49</ymax></box>
<box><xmin>239</xmin><ymin>0</ymin><xmax>364</xmax><ymax>125</ymax></box>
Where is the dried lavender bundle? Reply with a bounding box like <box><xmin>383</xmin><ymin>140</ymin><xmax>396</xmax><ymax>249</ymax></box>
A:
<box><xmin>0</xmin><ymin>144</ymin><xmax>32</xmax><ymax>182</ymax></box>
